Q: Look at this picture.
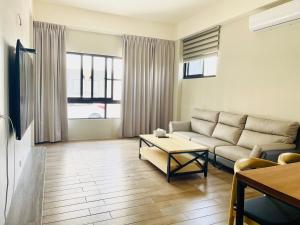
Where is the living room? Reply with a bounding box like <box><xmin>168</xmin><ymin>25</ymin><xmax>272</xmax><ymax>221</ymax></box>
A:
<box><xmin>1</xmin><ymin>0</ymin><xmax>300</xmax><ymax>225</ymax></box>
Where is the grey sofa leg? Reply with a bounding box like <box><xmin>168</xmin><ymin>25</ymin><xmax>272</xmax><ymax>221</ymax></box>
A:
<box><xmin>213</xmin><ymin>154</ymin><xmax>217</xmax><ymax>167</ymax></box>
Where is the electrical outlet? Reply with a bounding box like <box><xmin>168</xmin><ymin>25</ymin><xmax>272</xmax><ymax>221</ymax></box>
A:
<box><xmin>19</xmin><ymin>160</ymin><xmax>22</xmax><ymax>167</ymax></box>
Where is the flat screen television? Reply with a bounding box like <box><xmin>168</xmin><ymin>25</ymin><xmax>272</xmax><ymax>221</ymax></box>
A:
<box><xmin>9</xmin><ymin>39</ymin><xmax>35</xmax><ymax>140</ymax></box>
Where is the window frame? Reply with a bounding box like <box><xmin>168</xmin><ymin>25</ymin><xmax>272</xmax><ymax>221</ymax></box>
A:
<box><xmin>183</xmin><ymin>60</ymin><xmax>216</xmax><ymax>79</ymax></box>
<box><xmin>183</xmin><ymin>62</ymin><xmax>203</xmax><ymax>79</ymax></box>
<box><xmin>66</xmin><ymin>52</ymin><xmax>122</xmax><ymax>119</ymax></box>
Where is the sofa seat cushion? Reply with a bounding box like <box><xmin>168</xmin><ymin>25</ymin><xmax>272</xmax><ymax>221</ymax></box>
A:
<box><xmin>215</xmin><ymin>145</ymin><xmax>251</xmax><ymax>162</ymax></box>
<box><xmin>191</xmin><ymin>136</ymin><xmax>231</xmax><ymax>153</ymax></box>
<box><xmin>172</xmin><ymin>131</ymin><xmax>202</xmax><ymax>141</ymax></box>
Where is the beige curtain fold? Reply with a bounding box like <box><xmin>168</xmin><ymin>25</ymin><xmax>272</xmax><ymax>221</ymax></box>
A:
<box><xmin>121</xmin><ymin>35</ymin><xmax>175</xmax><ymax>137</ymax></box>
<box><xmin>33</xmin><ymin>21</ymin><xmax>68</xmax><ymax>143</ymax></box>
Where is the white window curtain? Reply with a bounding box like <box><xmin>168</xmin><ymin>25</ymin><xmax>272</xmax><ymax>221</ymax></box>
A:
<box><xmin>33</xmin><ymin>21</ymin><xmax>68</xmax><ymax>143</ymax></box>
<box><xmin>121</xmin><ymin>35</ymin><xmax>175</xmax><ymax>137</ymax></box>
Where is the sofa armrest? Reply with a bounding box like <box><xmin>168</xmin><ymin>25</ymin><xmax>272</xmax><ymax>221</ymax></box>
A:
<box><xmin>250</xmin><ymin>143</ymin><xmax>296</xmax><ymax>158</ymax></box>
<box><xmin>169</xmin><ymin>121</ymin><xmax>191</xmax><ymax>133</ymax></box>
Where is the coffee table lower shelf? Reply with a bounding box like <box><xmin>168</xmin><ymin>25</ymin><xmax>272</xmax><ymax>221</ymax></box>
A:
<box><xmin>140</xmin><ymin>146</ymin><xmax>208</xmax><ymax>182</ymax></box>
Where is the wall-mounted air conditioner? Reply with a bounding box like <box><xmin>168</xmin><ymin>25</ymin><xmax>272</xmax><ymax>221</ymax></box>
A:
<box><xmin>249</xmin><ymin>0</ymin><xmax>300</xmax><ymax>31</ymax></box>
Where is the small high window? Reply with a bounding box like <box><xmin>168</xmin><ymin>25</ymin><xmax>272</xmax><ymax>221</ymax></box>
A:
<box><xmin>182</xmin><ymin>26</ymin><xmax>220</xmax><ymax>79</ymax></box>
<box><xmin>183</xmin><ymin>55</ymin><xmax>218</xmax><ymax>78</ymax></box>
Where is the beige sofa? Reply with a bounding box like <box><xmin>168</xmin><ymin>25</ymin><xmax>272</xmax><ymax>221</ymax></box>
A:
<box><xmin>169</xmin><ymin>109</ymin><xmax>299</xmax><ymax>167</ymax></box>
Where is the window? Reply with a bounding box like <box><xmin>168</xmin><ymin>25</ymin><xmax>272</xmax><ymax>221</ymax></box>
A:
<box><xmin>183</xmin><ymin>55</ymin><xmax>218</xmax><ymax>78</ymax></box>
<box><xmin>67</xmin><ymin>53</ymin><xmax>122</xmax><ymax>119</ymax></box>
<box><xmin>182</xmin><ymin>26</ymin><xmax>220</xmax><ymax>79</ymax></box>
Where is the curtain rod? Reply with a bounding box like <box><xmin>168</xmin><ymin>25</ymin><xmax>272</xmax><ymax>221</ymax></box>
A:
<box><xmin>67</xmin><ymin>27</ymin><xmax>123</xmax><ymax>37</ymax></box>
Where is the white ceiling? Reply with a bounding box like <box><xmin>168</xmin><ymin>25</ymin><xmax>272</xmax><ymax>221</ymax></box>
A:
<box><xmin>38</xmin><ymin>0</ymin><xmax>217</xmax><ymax>24</ymax></box>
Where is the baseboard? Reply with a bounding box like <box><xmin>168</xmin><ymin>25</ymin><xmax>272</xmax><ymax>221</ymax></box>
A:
<box><xmin>5</xmin><ymin>147</ymin><xmax>46</xmax><ymax>225</ymax></box>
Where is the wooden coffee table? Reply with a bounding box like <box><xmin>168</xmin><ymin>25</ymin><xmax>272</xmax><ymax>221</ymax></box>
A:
<box><xmin>139</xmin><ymin>134</ymin><xmax>209</xmax><ymax>182</ymax></box>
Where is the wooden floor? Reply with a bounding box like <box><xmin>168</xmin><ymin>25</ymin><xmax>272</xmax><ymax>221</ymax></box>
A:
<box><xmin>41</xmin><ymin>139</ymin><xmax>250</xmax><ymax>225</ymax></box>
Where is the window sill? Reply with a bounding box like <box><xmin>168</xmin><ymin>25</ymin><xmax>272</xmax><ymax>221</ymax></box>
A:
<box><xmin>183</xmin><ymin>75</ymin><xmax>216</xmax><ymax>79</ymax></box>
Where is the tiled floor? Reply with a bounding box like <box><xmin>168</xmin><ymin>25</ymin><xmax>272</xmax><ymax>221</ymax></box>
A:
<box><xmin>42</xmin><ymin>139</ymin><xmax>251</xmax><ymax>225</ymax></box>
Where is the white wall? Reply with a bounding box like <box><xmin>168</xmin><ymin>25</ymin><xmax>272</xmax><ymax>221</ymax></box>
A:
<box><xmin>33</xmin><ymin>0</ymin><xmax>281</xmax><ymax>40</ymax></box>
<box><xmin>66</xmin><ymin>29</ymin><xmax>122</xmax><ymax>57</ymax></box>
<box><xmin>176</xmin><ymin>0</ymin><xmax>282</xmax><ymax>39</ymax></box>
<box><xmin>173</xmin><ymin>0</ymin><xmax>284</xmax><ymax>120</ymax></box>
<box><xmin>32</xmin><ymin>0</ymin><xmax>294</xmax><ymax>140</ymax></box>
<box><xmin>66</xmin><ymin>29</ymin><xmax>122</xmax><ymax>141</ymax></box>
<box><xmin>0</xmin><ymin>0</ymin><xmax>33</xmax><ymax>224</ymax></box>
<box><xmin>172</xmin><ymin>40</ymin><xmax>183</xmax><ymax>120</ymax></box>
<box><xmin>32</xmin><ymin>1</ymin><xmax>177</xmax><ymax>141</ymax></box>
<box><xmin>180</xmin><ymin>16</ymin><xmax>300</xmax><ymax>123</ymax></box>
<box><xmin>33</xmin><ymin>0</ymin><xmax>176</xmax><ymax>40</ymax></box>
<box><xmin>68</xmin><ymin>119</ymin><xmax>121</xmax><ymax>141</ymax></box>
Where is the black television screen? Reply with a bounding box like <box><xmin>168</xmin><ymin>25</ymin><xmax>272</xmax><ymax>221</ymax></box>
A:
<box><xmin>9</xmin><ymin>40</ymin><xmax>35</xmax><ymax>140</ymax></box>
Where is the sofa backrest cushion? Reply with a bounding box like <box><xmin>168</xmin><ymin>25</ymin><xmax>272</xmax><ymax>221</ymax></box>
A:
<box><xmin>191</xmin><ymin>118</ymin><xmax>216</xmax><ymax>137</ymax></box>
<box><xmin>218</xmin><ymin>112</ymin><xmax>247</xmax><ymax>129</ymax></box>
<box><xmin>212</xmin><ymin>112</ymin><xmax>247</xmax><ymax>144</ymax></box>
<box><xmin>212</xmin><ymin>124</ymin><xmax>242</xmax><ymax>144</ymax></box>
<box><xmin>237</xmin><ymin>116</ymin><xmax>299</xmax><ymax>149</ymax></box>
<box><xmin>190</xmin><ymin>109</ymin><xmax>219</xmax><ymax>136</ymax></box>
<box><xmin>192</xmin><ymin>109</ymin><xmax>219</xmax><ymax>123</ymax></box>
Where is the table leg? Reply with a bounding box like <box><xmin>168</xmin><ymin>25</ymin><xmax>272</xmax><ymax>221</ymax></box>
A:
<box><xmin>139</xmin><ymin>138</ymin><xmax>142</xmax><ymax>159</ymax></box>
<box><xmin>204</xmin><ymin>151</ymin><xmax>208</xmax><ymax>177</ymax></box>
<box><xmin>236</xmin><ymin>180</ymin><xmax>246</xmax><ymax>225</ymax></box>
<box><xmin>167</xmin><ymin>153</ymin><xmax>171</xmax><ymax>182</ymax></box>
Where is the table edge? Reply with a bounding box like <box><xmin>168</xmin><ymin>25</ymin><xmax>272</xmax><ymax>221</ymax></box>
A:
<box><xmin>236</xmin><ymin>172</ymin><xmax>300</xmax><ymax>208</ymax></box>
<box><xmin>139</xmin><ymin>135</ymin><xmax>208</xmax><ymax>153</ymax></box>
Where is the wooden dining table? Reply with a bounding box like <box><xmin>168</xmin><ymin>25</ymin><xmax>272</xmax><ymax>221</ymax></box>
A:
<box><xmin>235</xmin><ymin>162</ymin><xmax>300</xmax><ymax>225</ymax></box>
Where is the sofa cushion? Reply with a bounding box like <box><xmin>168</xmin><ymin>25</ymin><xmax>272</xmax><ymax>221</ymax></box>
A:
<box><xmin>215</xmin><ymin>145</ymin><xmax>251</xmax><ymax>162</ymax></box>
<box><xmin>169</xmin><ymin>121</ymin><xmax>191</xmax><ymax>133</ymax></box>
<box><xmin>172</xmin><ymin>131</ymin><xmax>202</xmax><ymax>141</ymax></box>
<box><xmin>191</xmin><ymin>136</ymin><xmax>232</xmax><ymax>153</ymax></box>
<box><xmin>212</xmin><ymin>124</ymin><xmax>242</xmax><ymax>145</ymax></box>
<box><xmin>218</xmin><ymin>112</ymin><xmax>247</xmax><ymax>129</ymax></box>
<box><xmin>211</xmin><ymin>112</ymin><xmax>246</xmax><ymax>144</ymax></box>
<box><xmin>191</xmin><ymin>118</ymin><xmax>216</xmax><ymax>137</ymax></box>
<box><xmin>192</xmin><ymin>108</ymin><xmax>219</xmax><ymax>123</ymax></box>
<box><xmin>237</xmin><ymin>116</ymin><xmax>299</xmax><ymax>149</ymax></box>
<box><xmin>237</xmin><ymin>130</ymin><xmax>287</xmax><ymax>149</ymax></box>
<box><xmin>245</xmin><ymin>116</ymin><xmax>299</xmax><ymax>143</ymax></box>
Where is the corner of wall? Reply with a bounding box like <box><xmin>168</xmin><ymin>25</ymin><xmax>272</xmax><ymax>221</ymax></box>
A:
<box><xmin>0</xmin><ymin>0</ymin><xmax>34</xmax><ymax>224</ymax></box>
<box><xmin>173</xmin><ymin>40</ymin><xmax>183</xmax><ymax>120</ymax></box>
